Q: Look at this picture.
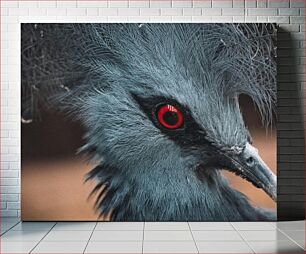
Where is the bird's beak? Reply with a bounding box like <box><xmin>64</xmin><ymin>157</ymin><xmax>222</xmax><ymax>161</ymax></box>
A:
<box><xmin>222</xmin><ymin>142</ymin><xmax>277</xmax><ymax>202</ymax></box>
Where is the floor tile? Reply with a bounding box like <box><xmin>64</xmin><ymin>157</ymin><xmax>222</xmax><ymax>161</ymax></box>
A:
<box><xmin>1</xmin><ymin>241</ymin><xmax>37</xmax><ymax>253</ymax></box>
<box><xmin>52</xmin><ymin>222</ymin><xmax>96</xmax><ymax>231</ymax></box>
<box><xmin>143</xmin><ymin>241</ymin><xmax>198</xmax><ymax>253</ymax></box>
<box><xmin>282</xmin><ymin>230</ymin><xmax>305</xmax><ymax>249</ymax></box>
<box><xmin>295</xmin><ymin>240</ymin><xmax>305</xmax><ymax>250</ymax></box>
<box><xmin>239</xmin><ymin>230</ymin><xmax>290</xmax><ymax>241</ymax></box>
<box><xmin>231</xmin><ymin>222</ymin><xmax>276</xmax><ymax>230</ymax></box>
<box><xmin>1</xmin><ymin>221</ymin><xmax>20</xmax><ymax>234</ymax></box>
<box><xmin>1</xmin><ymin>230</ymin><xmax>48</xmax><ymax>242</ymax></box>
<box><xmin>42</xmin><ymin>230</ymin><xmax>92</xmax><ymax>242</ymax></box>
<box><xmin>192</xmin><ymin>230</ymin><xmax>243</xmax><ymax>241</ymax></box>
<box><xmin>11</xmin><ymin>222</ymin><xmax>55</xmax><ymax>231</ymax></box>
<box><xmin>1</xmin><ymin>224</ymin><xmax>17</xmax><ymax>234</ymax></box>
<box><xmin>1</xmin><ymin>221</ymin><xmax>20</xmax><ymax>228</ymax></box>
<box><xmin>189</xmin><ymin>222</ymin><xmax>234</xmax><ymax>231</ymax></box>
<box><xmin>90</xmin><ymin>230</ymin><xmax>143</xmax><ymax>241</ymax></box>
<box><xmin>1</xmin><ymin>228</ymin><xmax>9</xmax><ymax>234</ymax></box>
<box><xmin>95</xmin><ymin>222</ymin><xmax>143</xmax><ymax>231</ymax></box>
<box><xmin>144</xmin><ymin>230</ymin><xmax>193</xmax><ymax>241</ymax></box>
<box><xmin>85</xmin><ymin>241</ymin><xmax>142</xmax><ymax>253</ymax></box>
<box><xmin>196</xmin><ymin>241</ymin><xmax>253</xmax><ymax>253</ymax></box>
<box><xmin>32</xmin><ymin>241</ymin><xmax>87</xmax><ymax>253</ymax></box>
<box><xmin>269</xmin><ymin>222</ymin><xmax>277</xmax><ymax>229</ymax></box>
<box><xmin>282</xmin><ymin>230</ymin><xmax>305</xmax><ymax>241</ymax></box>
<box><xmin>276</xmin><ymin>221</ymin><xmax>305</xmax><ymax>231</ymax></box>
<box><xmin>1</xmin><ymin>218</ymin><xmax>20</xmax><ymax>224</ymax></box>
<box><xmin>145</xmin><ymin>222</ymin><xmax>189</xmax><ymax>231</ymax></box>
<box><xmin>249</xmin><ymin>240</ymin><xmax>304</xmax><ymax>253</ymax></box>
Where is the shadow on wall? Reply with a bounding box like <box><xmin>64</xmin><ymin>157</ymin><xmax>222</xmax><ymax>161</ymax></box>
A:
<box><xmin>277</xmin><ymin>27</ymin><xmax>305</xmax><ymax>221</ymax></box>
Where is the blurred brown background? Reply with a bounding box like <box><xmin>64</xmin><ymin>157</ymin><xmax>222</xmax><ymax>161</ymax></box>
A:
<box><xmin>21</xmin><ymin>95</ymin><xmax>276</xmax><ymax>221</ymax></box>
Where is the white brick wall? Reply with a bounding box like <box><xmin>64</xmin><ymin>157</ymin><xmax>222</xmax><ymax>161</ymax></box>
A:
<box><xmin>0</xmin><ymin>0</ymin><xmax>305</xmax><ymax>218</ymax></box>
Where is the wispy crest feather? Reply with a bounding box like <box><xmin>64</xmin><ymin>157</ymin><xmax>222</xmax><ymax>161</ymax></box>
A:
<box><xmin>22</xmin><ymin>23</ymin><xmax>276</xmax><ymax>125</ymax></box>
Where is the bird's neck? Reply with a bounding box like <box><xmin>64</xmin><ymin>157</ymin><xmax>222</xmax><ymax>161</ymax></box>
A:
<box><xmin>88</xmin><ymin>163</ymin><xmax>270</xmax><ymax>221</ymax></box>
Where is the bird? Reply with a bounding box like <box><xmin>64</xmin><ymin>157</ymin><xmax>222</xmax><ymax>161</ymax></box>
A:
<box><xmin>21</xmin><ymin>23</ymin><xmax>277</xmax><ymax>221</ymax></box>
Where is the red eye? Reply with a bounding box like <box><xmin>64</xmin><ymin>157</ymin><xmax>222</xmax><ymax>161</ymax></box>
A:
<box><xmin>157</xmin><ymin>104</ymin><xmax>183</xmax><ymax>129</ymax></box>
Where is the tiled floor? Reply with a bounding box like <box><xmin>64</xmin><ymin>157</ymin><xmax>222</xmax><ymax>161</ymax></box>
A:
<box><xmin>0</xmin><ymin>218</ymin><xmax>304</xmax><ymax>253</ymax></box>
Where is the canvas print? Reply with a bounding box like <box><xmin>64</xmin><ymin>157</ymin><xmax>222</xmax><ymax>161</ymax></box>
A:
<box><xmin>21</xmin><ymin>23</ymin><xmax>277</xmax><ymax>221</ymax></box>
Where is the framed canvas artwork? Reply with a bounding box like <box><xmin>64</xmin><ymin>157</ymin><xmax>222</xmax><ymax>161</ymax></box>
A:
<box><xmin>21</xmin><ymin>23</ymin><xmax>277</xmax><ymax>221</ymax></box>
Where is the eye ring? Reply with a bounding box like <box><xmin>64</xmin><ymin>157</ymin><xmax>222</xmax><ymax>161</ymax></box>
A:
<box><xmin>157</xmin><ymin>104</ymin><xmax>184</xmax><ymax>129</ymax></box>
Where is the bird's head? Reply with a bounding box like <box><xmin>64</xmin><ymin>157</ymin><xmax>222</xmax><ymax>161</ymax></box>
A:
<box><xmin>75</xmin><ymin>24</ymin><xmax>277</xmax><ymax>203</ymax></box>
<box><xmin>82</xmin><ymin>73</ymin><xmax>276</xmax><ymax>203</ymax></box>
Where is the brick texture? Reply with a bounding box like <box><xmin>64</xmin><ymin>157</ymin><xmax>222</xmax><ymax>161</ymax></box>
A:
<box><xmin>0</xmin><ymin>0</ymin><xmax>305</xmax><ymax>220</ymax></box>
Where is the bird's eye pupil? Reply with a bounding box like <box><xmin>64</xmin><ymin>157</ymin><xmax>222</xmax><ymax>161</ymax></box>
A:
<box><xmin>163</xmin><ymin>111</ymin><xmax>179</xmax><ymax>126</ymax></box>
<box><xmin>157</xmin><ymin>104</ymin><xmax>183</xmax><ymax>129</ymax></box>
